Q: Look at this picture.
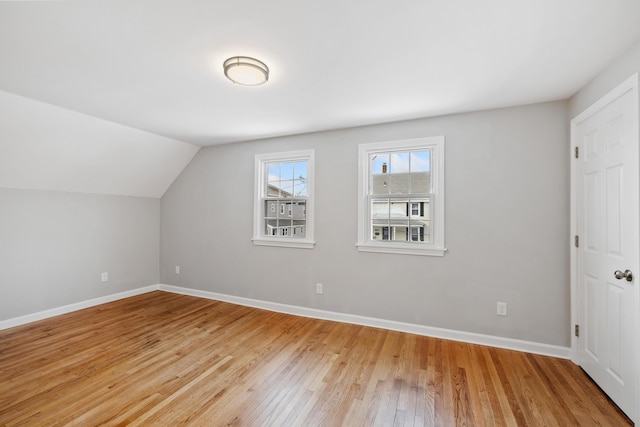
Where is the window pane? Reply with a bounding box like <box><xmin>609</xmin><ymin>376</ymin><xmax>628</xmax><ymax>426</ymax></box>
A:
<box><xmin>280</xmin><ymin>180</ymin><xmax>294</xmax><ymax>197</ymax></box>
<box><xmin>390</xmin><ymin>152</ymin><xmax>409</xmax><ymax>174</ymax></box>
<box><xmin>371</xmin><ymin>153</ymin><xmax>389</xmax><ymax>195</ymax></box>
<box><xmin>371</xmin><ymin>153</ymin><xmax>389</xmax><ymax>175</ymax></box>
<box><xmin>293</xmin><ymin>161</ymin><xmax>307</xmax><ymax>180</ymax></box>
<box><xmin>410</xmin><ymin>151</ymin><xmax>430</xmax><ymax>172</ymax></box>
<box><xmin>292</xmin><ymin>200</ymin><xmax>306</xmax><ymax>219</ymax></box>
<box><xmin>410</xmin><ymin>219</ymin><xmax>429</xmax><ymax>243</ymax></box>
<box><xmin>267</xmin><ymin>161</ymin><xmax>309</xmax><ymax>198</ymax></box>
<box><xmin>292</xmin><ymin>219</ymin><xmax>306</xmax><ymax>237</ymax></box>
<box><xmin>265</xmin><ymin>200</ymin><xmax>278</xmax><ymax>218</ymax></box>
<box><xmin>410</xmin><ymin>203</ymin><xmax>419</xmax><ymax>217</ymax></box>
<box><xmin>371</xmin><ymin>174</ymin><xmax>389</xmax><ymax>195</ymax></box>
<box><xmin>371</xmin><ymin>226</ymin><xmax>389</xmax><ymax>241</ymax></box>
<box><xmin>371</xmin><ymin>197</ymin><xmax>389</xmax><ymax>241</ymax></box>
<box><xmin>371</xmin><ymin>198</ymin><xmax>389</xmax><ymax>219</ymax></box>
<box><xmin>265</xmin><ymin>219</ymin><xmax>278</xmax><ymax>236</ymax></box>
<box><xmin>264</xmin><ymin>199</ymin><xmax>306</xmax><ymax>238</ymax></box>
<box><xmin>410</xmin><ymin>172</ymin><xmax>430</xmax><ymax>194</ymax></box>
<box><xmin>389</xmin><ymin>201</ymin><xmax>407</xmax><ymax>218</ymax></box>
<box><xmin>389</xmin><ymin>173</ymin><xmax>409</xmax><ymax>194</ymax></box>
<box><xmin>369</xmin><ymin>197</ymin><xmax>431</xmax><ymax>244</ymax></box>
<box><xmin>410</xmin><ymin>226</ymin><xmax>419</xmax><ymax>242</ymax></box>
<box><xmin>267</xmin><ymin>163</ymin><xmax>280</xmax><ymax>181</ymax></box>
<box><xmin>267</xmin><ymin>185</ymin><xmax>280</xmax><ymax>197</ymax></box>
<box><xmin>293</xmin><ymin>161</ymin><xmax>308</xmax><ymax>196</ymax></box>
<box><xmin>280</xmin><ymin>162</ymin><xmax>294</xmax><ymax>180</ymax></box>
<box><xmin>409</xmin><ymin>199</ymin><xmax>428</xmax><ymax>217</ymax></box>
<box><xmin>293</xmin><ymin>179</ymin><xmax>306</xmax><ymax>197</ymax></box>
<box><xmin>391</xmin><ymin>226</ymin><xmax>408</xmax><ymax>242</ymax></box>
<box><xmin>266</xmin><ymin>163</ymin><xmax>279</xmax><ymax>196</ymax></box>
<box><xmin>409</xmin><ymin>151</ymin><xmax>430</xmax><ymax>193</ymax></box>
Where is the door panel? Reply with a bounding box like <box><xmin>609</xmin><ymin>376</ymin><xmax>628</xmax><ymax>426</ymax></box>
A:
<box><xmin>585</xmin><ymin>274</ymin><xmax>599</xmax><ymax>360</ymax></box>
<box><xmin>585</xmin><ymin>172</ymin><xmax>598</xmax><ymax>251</ymax></box>
<box><xmin>573</xmin><ymin>75</ymin><xmax>639</xmax><ymax>423</ymax></box>
<box><xmin>605</xmin><ymin>165</ymin><xmax>622</xmax><ymax>254</ymax></box>
<box><xmin>607</xmin><ymin>282</ymin><xmax>623</xmax><ymax>380</ymax></box>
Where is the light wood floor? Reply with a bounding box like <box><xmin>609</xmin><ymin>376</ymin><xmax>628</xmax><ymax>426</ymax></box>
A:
<box><xmin>0</xmin><ymin>291</ymin><xmax>631</xmax><ymax>426</ymax></box>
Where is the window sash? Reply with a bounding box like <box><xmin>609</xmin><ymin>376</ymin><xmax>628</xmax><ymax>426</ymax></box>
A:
<box><xmin>368</xmin><ymin>195</ymin><xmax>432</xmax><ymax>244</ymax></box>
<box><xmin>253</xmin><ymin>150</ymin><xmax>315</xmax><ymax>249</ymax></box>
<box><xmin>357</xmin><ymin>137</ymin><xmax>445</xmax><ymax>256</ymax></box>
<box><xmin>263</xmin><ymin>198</ymin><xmax>307</xmax><ymax>239</ymax></box>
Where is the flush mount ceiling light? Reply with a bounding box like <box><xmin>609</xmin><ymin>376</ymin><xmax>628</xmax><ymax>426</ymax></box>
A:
<box><xmin>223</xmin><ymin>56</ymin><xmax>269</xmax><ymax>86</ymax></box>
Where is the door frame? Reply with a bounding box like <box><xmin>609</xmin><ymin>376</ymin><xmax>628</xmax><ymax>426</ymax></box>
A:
<box><xmin>570</xmin><ymin>72</ymin><xmax>640</xmax><ymax>421</ymax></box>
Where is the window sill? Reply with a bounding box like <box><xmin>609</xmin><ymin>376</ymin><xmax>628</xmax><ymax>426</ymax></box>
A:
<box><xmin>252</xmin><ymin>238</ymin><xmax>316</xmax><ymax>249</ymax></box>
<box><xmin>356</xmin><ymin>242</ymin><xmax>446</xmax><ymax>256</ymax></box>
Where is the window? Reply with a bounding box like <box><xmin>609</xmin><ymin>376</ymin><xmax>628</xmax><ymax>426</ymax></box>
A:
<box><xmin>253</xmin><ymin>150</ymin><xmax>315</xmax><ymax>248</ymax></box>
<box><xmin>357</xmin><ymin>137</ymin><xmax>445</xmax><ymax>256</ymax></box>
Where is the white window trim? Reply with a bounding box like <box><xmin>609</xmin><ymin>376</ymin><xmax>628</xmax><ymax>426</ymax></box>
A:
<box><xmin>253</xmin><ymin>149</ymin><xmax>315</xmax><ymax>249</ymax></box>
<box><xmin>356</xmin><ymin>137</ymin><xmax>446</xmax><ymax>256</ymax></box>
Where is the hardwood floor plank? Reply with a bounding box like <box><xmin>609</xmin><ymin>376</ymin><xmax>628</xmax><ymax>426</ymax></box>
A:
<box><xmin>471</xmin><ymin>345</ymin><xmax>507</xmax><ymax>426</ymax></box>
<box><xmin>488</xmin><ymin>347</ymin><xmax>530</xmax><ymax>426</ymax></box>
<box><xmin>506</xmin><ymin>350</ymin><xmax>557</xmax><ymax>426</ymax></box>
<box><xmin>0</xmin><ymin>291</ymin><xmax>632</xmax><ymax>426</ymax></box>
<box><xmin>464</xmin><ymin>345</ymin><xmax>496</xmax><ymax>426</ymax></box>
<box><xmin>422</xmin><ymin>335</ymin><xmax>439</xmax><ymax>426</ymax></box>
<box><xmin>439</xmin><ymin>339</ymin><xmax>457</xmax><ymax>426</ymax></box>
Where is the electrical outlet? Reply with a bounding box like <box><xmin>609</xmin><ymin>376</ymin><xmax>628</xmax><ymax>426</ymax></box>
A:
<box><xmin>316</xmin><ymin>283</ymin><xmax>323</xmax><ymax>294</ymax></box>
<box><xmin>101</xmin><ymin>272</ymin><xmax>108</xmax><ymax>282</ymax></box>
<box><xmin>175</xmin><ymin>265</ymin><xmax>180</xmax><ymax>275</ymax></box>
<box><xmin>497</xmin><ymin>302</ymin><xmax>507</xmax><ymax>316</ymax></box>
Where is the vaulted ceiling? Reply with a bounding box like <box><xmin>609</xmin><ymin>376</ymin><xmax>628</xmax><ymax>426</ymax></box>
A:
<box><xmin>1</xmin><ymin>1</ymin><xmax>640</xmax><ymax>196</ymax></box>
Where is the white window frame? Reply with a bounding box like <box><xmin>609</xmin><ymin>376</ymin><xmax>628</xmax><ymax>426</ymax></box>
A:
<box><xmin>253</xmin><ymin>149</ymin><xmax>315</xmax><ymax>249</ymax></box>
<box><xmin>357</xmin><ymin>137</ymin><xmax>446</xmax><ymax>256</ymax></box>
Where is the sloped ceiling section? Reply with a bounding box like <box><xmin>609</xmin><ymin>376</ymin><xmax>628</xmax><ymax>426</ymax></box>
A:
<box><xmin>0</xmin><ymin>90</ymin><xmax>199</xmax><ymax>198</ymax></box>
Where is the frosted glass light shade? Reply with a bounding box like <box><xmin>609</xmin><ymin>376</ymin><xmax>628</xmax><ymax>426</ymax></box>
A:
<box><xmin>223</xmin><ymin>56</ymin><xmax>269</xmax><ymax>86</ymax></box>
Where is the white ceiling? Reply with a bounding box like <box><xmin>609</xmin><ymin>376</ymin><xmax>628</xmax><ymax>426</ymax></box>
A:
<box><xmin>1</xmin><ymin>0</ymin><xmax>640</xmax><ymax>147</ymax></box>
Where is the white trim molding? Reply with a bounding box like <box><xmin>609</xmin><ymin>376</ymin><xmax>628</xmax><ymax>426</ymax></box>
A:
<box><xmin>0</xmin><ymin>283</ymin><xmax>570</xmax><ymax>359</ymax></box>
<box><xmin>0</xmin><ymin>286</ymin><xmax>158</xmax><ymax>331</ymax></box>
<box><xmin>160</xmin><ymin>285</ymin><xmax>570</xmax><ymax>359</ymax></box>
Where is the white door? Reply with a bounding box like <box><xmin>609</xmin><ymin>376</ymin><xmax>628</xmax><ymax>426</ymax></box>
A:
<box><xmin>572</xmin><ymin>74</ymin><xmax>639</xmax><ymax>423</ymax></box>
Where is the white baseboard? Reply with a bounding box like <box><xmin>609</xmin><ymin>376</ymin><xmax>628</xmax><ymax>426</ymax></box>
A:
<box><xmin>0</xmin><ymin>285</ymin><xmax>159</xmax><ymax>331</ymax></box>
<box><xmin>159</xmin><ymin>284</ymin><xmax>571</xmax><ymax>359</ymax></box>
<box><xmin>1</xmin><ymin>283</ymin><xmax>571</xmax><ymax>359</ymax></box>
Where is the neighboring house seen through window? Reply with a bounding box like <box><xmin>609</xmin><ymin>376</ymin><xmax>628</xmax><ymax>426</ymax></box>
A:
<box><xmin>357</xmin><ymin>137</ymin><xmax>446</xmax><ymax>256</ymax></box>
<box><xmin>253</xmin><ymin>150</ymin><xmax>315</xmax><ymax>249</ymax></box>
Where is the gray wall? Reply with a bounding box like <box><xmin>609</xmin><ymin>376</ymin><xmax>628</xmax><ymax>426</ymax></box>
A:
<box><xmin>0</xmin><ymin>188</ymin><xmax>160</xmax><ymax>320</ymax></box>
<box><xmin>160</xmin><ymin>100</ymin><xmax>570</xmax><ymax>347</ymax></box>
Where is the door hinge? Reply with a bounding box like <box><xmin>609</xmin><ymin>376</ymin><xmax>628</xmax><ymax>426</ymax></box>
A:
<box><xmin>575</xmin><ymin>324</ymin><xmax>580</xmax><ymax>337</ymax></box>
<box><xmin>575</xmin><ymin>235</ymin><xmax>579</xmax><ymax>248</ymax></box>
<box><xmin>575</xmin><ymin>146</ymin><xmax>579</xmax><ymax>158</ymax></box>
